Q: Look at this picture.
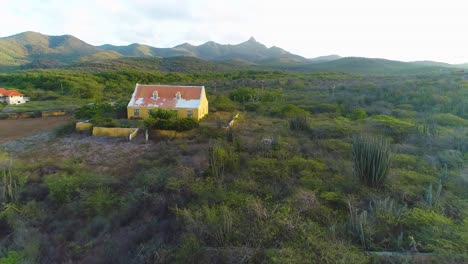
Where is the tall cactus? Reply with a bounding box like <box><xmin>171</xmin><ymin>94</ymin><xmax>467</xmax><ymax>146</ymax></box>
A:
<box><xmin>352</xmin><ymin>135</ymin><xmax>392</xmax><ymax>188</ymax></box>
<box><xmin>1</xmin><ymin>158</ymin><xmax>17</xmax><ymax>203</ymax></box>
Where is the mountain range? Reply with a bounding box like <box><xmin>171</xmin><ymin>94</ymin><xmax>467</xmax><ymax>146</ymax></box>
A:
<box><xmin>0</xmin><ymin>31</ymin><xmax>307</xmax><ymax>67</ymax></box>
<box><xmin>0</xmin><ymin>31</ymin><xmax>467</xmax><ymax>74</ymax></box>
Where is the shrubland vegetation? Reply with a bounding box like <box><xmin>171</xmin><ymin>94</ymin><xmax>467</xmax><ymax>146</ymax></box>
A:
<box><xmin>143</xmin><ymin>109</ymin><xmax>199</xmax><ymax>132</ymax></box>
<box><xmin>0</xmin><ymin>62</ymin><xmax>467</xmax><ymax>263</ymax></box>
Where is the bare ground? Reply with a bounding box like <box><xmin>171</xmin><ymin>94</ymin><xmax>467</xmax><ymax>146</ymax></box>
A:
<box><xmin>1</xmin><ymin>130</ymin><xmax>209</xmax><ymax>179</ymax></box>
<box><xmin>0</xmin><ymin>116</ymin><xmax>75</xmax><ymax>143</ymax></box>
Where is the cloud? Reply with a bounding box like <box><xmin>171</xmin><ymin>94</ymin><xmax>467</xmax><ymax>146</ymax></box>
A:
<box><xmin>0</xmin><ymin>0</ymin><xmax>467</xmax><ymax>63</ymax></box>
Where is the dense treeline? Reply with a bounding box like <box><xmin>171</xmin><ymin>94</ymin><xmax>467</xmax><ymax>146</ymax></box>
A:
<box><xmin>0</xmin><ymin>66</ymin><xmax>467</xmax><ymax>263</ymax></box>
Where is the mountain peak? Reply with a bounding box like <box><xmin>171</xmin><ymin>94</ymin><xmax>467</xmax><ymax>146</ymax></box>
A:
<box><xmin>247</xmin><ymin>36</ymin><xmax>257</xmax><ymax>42</ymax></box>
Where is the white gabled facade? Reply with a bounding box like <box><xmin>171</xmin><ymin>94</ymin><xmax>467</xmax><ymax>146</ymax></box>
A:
<box><xmin>0</xmin><ymin>88</ymin><xmax>28</xmax><ymax>105</ymax></box>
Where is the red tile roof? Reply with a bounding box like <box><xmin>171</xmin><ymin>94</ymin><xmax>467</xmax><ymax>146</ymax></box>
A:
<box><xmin>0</xmin><ymin>88</ymin><xmax>23</xmax><ymax>97</ymax></box>
<box><xmin>128</xmin><ymin>84</ymin><xmax>204</xmax><ymax>109</ymax></box>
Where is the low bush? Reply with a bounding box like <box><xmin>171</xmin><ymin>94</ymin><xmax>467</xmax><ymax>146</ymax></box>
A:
<box><xmin>53</xmin><ymin>123</ymin><xmax>75</xmax><ymax>136</ymax></box>
<box><xmin>369</xmin><ymin>115</ymin><xmax>415</xmax><ymax>141</ymax></box>
<box><xmin>84</xmin><ymin>187</ymin><xmax>121</xmax><ymax>216</ymax></box>
<box><xmin>145</xmin><ymin>117</ymin><xmax>199</xmax><ymax>132</ymax></box>
<box><xmin>90</xmin><ymin>117</ymin><xmax>119</xmax><ymax>127</ymax></box>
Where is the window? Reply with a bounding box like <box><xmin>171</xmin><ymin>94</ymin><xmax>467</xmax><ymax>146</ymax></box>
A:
<box><xmin>187</xmin><ymin>109</ymin><xmax>193</xmax><ymax>118</ymax></box>
<box><xmin>176</xmin><ymin>92</ymin><xmax>181</xmax><ymax>99</ymax></box>
<box><xmin>134</xmin><ymin>108</ymin><xmax>140</xmax><ymax>116</ymax></box>
<box><xmin>152</xmin><ymin>91</ymin><xmax>158</xmax><ymax>99</ymax></box>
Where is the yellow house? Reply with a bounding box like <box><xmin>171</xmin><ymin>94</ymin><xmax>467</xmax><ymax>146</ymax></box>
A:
<box><xmin>127</xmin><ymin>84</ymin><xmax>209</xmax><ymax>120</ymax></box>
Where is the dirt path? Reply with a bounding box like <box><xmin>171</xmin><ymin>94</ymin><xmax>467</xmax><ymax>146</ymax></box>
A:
<box><xmin>0</xmin><ymin>116</ymin><xmax>74</xmax><ymax>143</ymax></box>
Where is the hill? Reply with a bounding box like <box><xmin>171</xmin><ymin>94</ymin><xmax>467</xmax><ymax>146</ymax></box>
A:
<box><xmin>0</xmin><ymin>31</ymin><xmax>102</xmax><ymax>67</ymax></box>
<box><xmin>284</xmin><ymin>57</ymin><xmax>454</xmax><ymax>75</ymax></box>
<box><xmin>63</xmin><ymin>56</ymin><xmax>248</xmax><ymax>73</ymax></box>
<box><xmin>308</xmin><ymin>54</ymin><xmax>342</xmax><ymax>63</ymax></box>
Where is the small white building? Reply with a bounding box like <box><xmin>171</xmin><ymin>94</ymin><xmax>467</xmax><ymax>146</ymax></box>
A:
<box><xmin>0</xmin><ymin>88</ymin><xmax>28</xmax><ymax>105</ymax></box>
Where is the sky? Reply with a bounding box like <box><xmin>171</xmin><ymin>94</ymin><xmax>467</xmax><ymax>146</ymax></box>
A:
<box><xmin>1</xmin><ymin>0</ymin><xmax>467</xmax><ymax>63</ymax></box>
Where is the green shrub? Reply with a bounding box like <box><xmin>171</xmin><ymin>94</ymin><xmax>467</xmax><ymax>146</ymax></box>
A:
<box><xmin>53</xmin><ymin>123</ymin><xmax>75</xmax><ymax>136</ymax></box>
<box><xmin>0</xmin><ymin>251</ymin><xmax>24</xmax><ymax>264</ymax></box>
<box><xmin>402</xmin><ymin>208</ymin><xmax>464</xmax><ymax>253</ymax></box>
<box><xmin>174</xmin><ymin>118</ymin><xmax>199</xmax><ymax>132</ymax></box>
<box><xmin>437</xmin><ymin>149</ymin><xmax>464</xmax><ymax>169</ymax></box>
<box><xmin>391</xmin><ymin>169</ymin><xmax>435</xmax><ymax>197</ymax></box>
<box><xmin>352</xmin><ymin>135</ymin><xmax>392</xmax><ymax>188</ymax></box>
<box><xmin>45</xmin><ymin>173</ymin><xmax>80</xmax><ymax>204</ymax></box>
<box><xmin>175</xmin><ymin>234</ymin><xmax>202</xmax><ymax>264</ymax></box>
<box><xmin>280</xmin><ymin>104</ymin><xmax>307</xmax><ymax>118</ymax></box>
<box><xmin>75</xmin><ymin>102</ymin><xmax>126</xmax><ymax>120</ymax></box>
<box><xmin>145</xmin><ymin>117</ymin><xmax>199</xmax><ymax>131</ymax></box>
<box><xmin>350</xmin><ymin>107</ymin><xmax>367</xmax><ymax>120</ymax></box>
<box><xmin>149</xmin><ymin>108</ymin><xmax>178</xmax><ymax>120</ymax></box>
<box><xmin>229</xmin><ymin>87</ymin><xmax>257</xmax><ymax>103</ymax></box>
<box><xmin>308</xmin><ymin>116</ymin><xmax>356</xmax><ymax>138</ymax></box>
<box><xmin>318</xmin><ymin>138</ymin><xmax>352</xmax><ymax>157</ymax></box>
<box><xmin>90</xmin><ymin>117</ymin><xmax>119</xmax><ymax>127</ymax></box>
<box><xmin>431</xmin><ymin>113</ymin><xmax>468</xmax><ymax>127</ymax></box>
<box><xmin>144</xmin><ymin>108</ymin><xmax>199</xmax><ymax>131</ymax></box>
<box><xmin>211</xmin><ymin>95</ymin><xmax>237</xmax><ymax>111</ymax></box>
<box><xmin>84</xmin><ymin>187</ymin><xmax>120</xmax><ymax>215</ymax></box>
<box><xmin>45</xmin><ymin>172</ymin><xmax>113</xmax><ymax>204</ymax></box>
<box><xmin>370</xmin><ymin>115</ymin><xmax>415</xmax><ymax>140</ymax></box>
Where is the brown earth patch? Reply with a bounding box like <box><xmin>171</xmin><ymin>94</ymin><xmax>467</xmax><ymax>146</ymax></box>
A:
<box><xmin>0</xmin><ymin>116</ymin><xmax>74</xmax><ymax>143</ymax></box>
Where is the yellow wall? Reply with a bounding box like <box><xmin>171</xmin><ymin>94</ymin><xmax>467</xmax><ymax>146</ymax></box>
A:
<box><xmin>42</xmin><ymin>111</ymin><xmax>66</xmax><ymax>117</ymax></box>
<box><xmin>148</xmin><ymin>129</ymin><xmax>191</xmax><ymax>139</ymax></box>
<box><xmin>128</xmin><ymin>106</ymin><xmax>150</xmax><ymax>119</ymax></box>
<box><xmin>92</xmin><ymin>127</ymin><xmax>138</xmax><ymax>137</ymax></box>
<box><xmin>76</xmin><ymin>122</ymin><xmax>92</xmax><ymax>132</ymax></box>
<box><xmin>127</xmin><ymin>87</ymin><xmax>209</xmax><ymax>120</ymax></box>
<box><xmin>198</xmin><ymin>90</ymin><xmax>209</xmax><ymax>119</ymax></box>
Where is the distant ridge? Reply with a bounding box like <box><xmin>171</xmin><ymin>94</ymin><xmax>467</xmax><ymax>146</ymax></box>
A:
<box><xmin>309</xmin><ymin>54</ymin><xmax>342</xmax><ymax>63</ymax></box>
<box><xmin>0</xmin><ymin>31</ymin><xmax>307</xmax><ymax>67</ymax></box>
<box><xmin>100</xmin><ymin>36</ymin><xmax>307</xmax><ymax>62</ymax></box>
<box><xmin>0</xmin><ymin>31</ymin><xmax>467</xmax><ymax>74</ymax></box>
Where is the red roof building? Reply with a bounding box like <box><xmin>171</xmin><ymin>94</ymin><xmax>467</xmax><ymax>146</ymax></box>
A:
<box><xmin>127</xmin><ymin>84</ymin><xmax>209</xmax><ymax>120</ymax></box>
<box><xmin>0</xmin><ymin>88</ymin><xmax>27</xmax><ymax>105</ymax></box>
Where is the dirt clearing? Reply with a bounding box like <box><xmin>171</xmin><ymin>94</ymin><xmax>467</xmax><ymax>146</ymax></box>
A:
<box><xmin>0</xmin><ymin>116</ymin><xmax>75</xmax><ymax>143</ymax></box>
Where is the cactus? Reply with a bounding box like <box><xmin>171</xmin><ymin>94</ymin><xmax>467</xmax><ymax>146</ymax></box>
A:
<box><xmin>352</xmin><ymin>135</ymin><xmax>392</xmax><ymax>188</ymax></box>
<box><xmin>1</xmin><ymin>158</ymin><xmax>17</xmax><ymax>203</ymax></box>
<box><xmin>424</xmin><ymin>164</ymin><xmax>446</xmax><ymax>208</ymax></box>
<box><xmin>208</xmin><ymin>140</ymin><xmax>239</xmax><ymax>183</ymax></box>
<box><xmin>289</xmin><ymin>115</ymin><xmax>309</xmax><ymax>131</ymax></box>
<box><xmin>425</xmin><ymin>183</ymin><xmax>433</xmax><ymax>207</ymax></box>
<box><xmin>348</xmin><ymin>201</ymin><xmax>369</xmax><ymax>249</ymax></box>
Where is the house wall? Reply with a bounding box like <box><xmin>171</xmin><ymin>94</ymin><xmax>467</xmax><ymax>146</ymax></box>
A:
<box><xmin>127</xmin><ymin>87</ymin><xmax>209</xmax><ymax>120</ymax></box>
<box><xmin>6</xmin><ymin>96</ymin><xmax>26</xmax><ymax>105</ymax></box>
<box><xmin>198</xmin><ymin>90</ymin><xmax>209</xmax><ymax>119</ymax></box>
<box><xmin>128</xmin><ymin>105</ymin><xmax>208</xmax><ymax>120</ymax></box>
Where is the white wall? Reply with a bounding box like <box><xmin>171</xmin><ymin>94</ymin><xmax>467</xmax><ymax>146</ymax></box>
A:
<box><xmin>6</xmin><ymin>96</ymin><xmax>26</xmax><ymax>105</ymax></box>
